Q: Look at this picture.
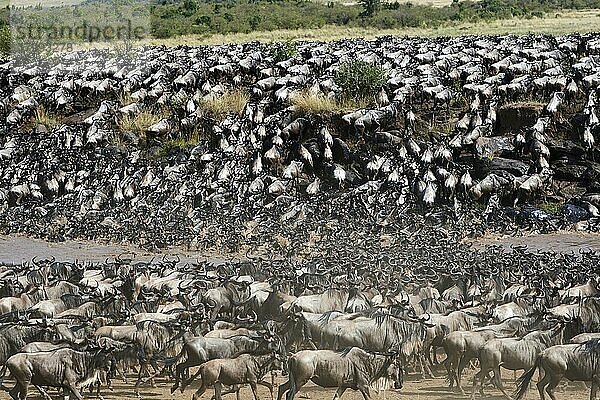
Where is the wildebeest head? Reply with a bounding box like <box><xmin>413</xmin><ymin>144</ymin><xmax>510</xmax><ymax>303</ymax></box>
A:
<box><xmin>386</xmin><ymin>357</ymin><xmax>404</xmax><ymax>390</ymax></box>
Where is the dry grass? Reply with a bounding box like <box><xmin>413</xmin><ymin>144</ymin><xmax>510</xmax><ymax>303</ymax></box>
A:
<box><xmin>118</xmin><ymin>92</ymin><xmax>135</xmax><ymax>106</ymax></box>
<box><xmin>291</xmin><ymin>91</ymin><xmax>341</xmax><ymax>115</ymax></box>
<box><xmin>33</xmin><ymin>106</ymin><xmax>62</xmax><ymax>130</ymax></box>
<box><xmin>290</xmin><ymin>90</ymin><xmax>371</xmax><ymax>116</ymax></box>
<box><xmin>198</xmin><ymin>89</ymin><xmax>250</xmax><ymax>120</ymax></box>
<box><xmin>117</xmin><ymin>111</ymin><xmax>163</xmax><ymax>137</ymax></box>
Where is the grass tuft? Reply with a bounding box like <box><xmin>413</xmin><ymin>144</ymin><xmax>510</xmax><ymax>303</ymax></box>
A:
<box><xmin>290</xmin><ymin>90</ymin><xmax>369</xmax><ymax>116</ymax></box>
<box><xmin>198</xmin><ymin>89</ymin><xmax>249</xmax><ymax>120</ymax></box>
<box><xmin>33</xmin><ymin>106</ymin><xmax>62</xmax><ymax>130</ymax></box>
<box><xmin>117</xmin><ymin>111</ymin><xmax>163</xmax><ymax>138</ymax></box>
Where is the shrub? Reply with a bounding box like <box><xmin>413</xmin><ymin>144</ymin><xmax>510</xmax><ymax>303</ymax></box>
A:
<box><xmin>270</xmin><ymin>39</ymin><xmax>297</xmax><ymax>63</ymax></box>
<box><xmin>334</xmin><ymin>60</ymin><xmax>387</xmax><ymax>102</ymax></box>
<box><xmin>0</xmin><ymin>25</ymin><xmax>10</xmax><ymax>58</ymax></box>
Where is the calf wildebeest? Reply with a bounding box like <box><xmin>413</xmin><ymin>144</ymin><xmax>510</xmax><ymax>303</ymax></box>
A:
<box><xmin>277</xmin><ymin>347</ymin><xmax>403</xmax><ymax>400</ymax></box>
<box><xmin>190</xmin><ymin>352</ymin><xmax>283</xmax><ymax>400</ymax></box>
<box><xmin>515</xmin><ymin>338</ymin><xmax>600</xmax><ymax>400</ymax></box>
<box><xmin>0</xmin><ymin>347</ymin><xmax>114</xmax><ymax>400</ymax></box>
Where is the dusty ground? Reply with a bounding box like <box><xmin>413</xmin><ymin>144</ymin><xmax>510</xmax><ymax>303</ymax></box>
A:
<box><xmin>0</xmin><ymin>234</ymin><xmax>231</xmax><ymax>264</ymax></box>
<box><xmin>1</xmin><ymin>231</ymin><xmax>600</xmax><ymax>265</ymax></box>
<box><xmin>0</xmin><ymin>366</ymin><xmax>591</xmax><ymax>400</ymax></box>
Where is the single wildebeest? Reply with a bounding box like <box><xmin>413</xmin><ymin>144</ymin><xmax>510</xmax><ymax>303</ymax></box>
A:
<box><xmin>190</xmin><ymin>352</ymin><xmax>283</xmax><ymax>400</ymax></box>
<box><xmin>277</xmin><ymin>348</ymin><xmax>403</xmax><ymax>400</ymax></box>
<box><xmin>0</xmin><ymin>347</ymin><xmax>114</xmax><ymax>400</ymax></box>
<box><xmin>515</xmin><ymin>338</ymin><xmax>600</xmax><ymax>400</ymax></box>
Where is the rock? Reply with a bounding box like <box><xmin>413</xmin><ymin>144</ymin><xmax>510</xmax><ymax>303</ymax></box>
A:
<box><xmin>34</xmin><ymin>124</ymin><xmax>48</xmax><ymax>135</ymax></box>
<box><xmin>547</xmin><ymin>139</ymin><xmax>586</xmax><ymax>160</ymax></box>
<box><xmin>552</xmin><ymin>159</ymin><xmax>588</xmax><ymax>181</ymax></box>
<box><xmin>474</xmin><ymin>136</ymin><xmax>515</xmax><ymax>159</ymax></box>
<box><xmin>495</xmin><ymin>102</ymin><xmax>543</xmax><ymax>134</ymax></box>
<box><xmin>562</xmin><ymin>203</ymin><xmax>589</xmax><ymax>222</ymax></box>
<box><xmin>475</xmin><ymin>157</ymin><xmax>530</xmax><ymax>178</ymax></box>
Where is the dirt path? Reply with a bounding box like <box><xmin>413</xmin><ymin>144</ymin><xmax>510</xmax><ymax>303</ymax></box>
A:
<box><xmin>2</xmin><ymin>230</ymin><xmax>600</xmax><ymax>265</ymax></box>
<box><xmin>474</xmin><ymin>231</ymin><xmax>600</xmax><ymax>253</ymax></box>
<box><xmin>0</xmin><ymin>234</ymin><xmax>232</xmax><ymax>264</ymax></box>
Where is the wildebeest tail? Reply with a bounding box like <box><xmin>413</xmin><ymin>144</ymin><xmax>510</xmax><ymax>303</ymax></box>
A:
<box><xmin>513</xmin><ymin>361</ymin><xmax>537</xmax><ymax>400</ymax></box>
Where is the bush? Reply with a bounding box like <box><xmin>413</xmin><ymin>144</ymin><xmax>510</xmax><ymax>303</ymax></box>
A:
<box><xmin>270</xmin><ymin>39</ymin><xmax>297</xmax><ymax>62</ymax></box>
<box><xmin>0</xmin><ymin>25</ymin><xmax>10</xmax><ymax>58</ymax></box>
<box><xmin>334</xmin><ymin>60</ymin><xmax>387</xmax><ymax>102</ymax></box>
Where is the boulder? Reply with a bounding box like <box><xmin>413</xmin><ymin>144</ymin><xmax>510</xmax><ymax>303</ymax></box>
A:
<box><xmin>495</xmin><ymin>102</ymin><xmax>543</xmax><ymax>134</ymax></box>
<box><xmin>547</xmin><ymin>139</ymin><xmax>586</xmax><ymax>160</ymax></box>
<box><xmin>475</xmin><ymin>157</ymin><xmax>530</xmax><ymax>178</ymax></box>
<box><xmin>474</xmin><ymin>136</ymin><xmax>515</xmax><ymax>159</ymax></box>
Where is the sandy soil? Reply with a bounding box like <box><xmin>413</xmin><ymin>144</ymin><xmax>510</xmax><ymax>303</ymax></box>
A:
<box><xmin>473</xmin><ymin>231</ymin><xmax>600</xmax><ymax>253</ymax></box>
<box><xmin>0</xmin><ymin>234</ymin><xmax>231</xmax><ymax>264</ymax></box>
<box><xmin>2</xmin><ymin>231</ymin><xmax>600</xmax><ymax>265</ymax></box>
<box><xmin>0</xmin><ymin>366</ymin><xmax>591</xmax><ymax>400</ymax></box>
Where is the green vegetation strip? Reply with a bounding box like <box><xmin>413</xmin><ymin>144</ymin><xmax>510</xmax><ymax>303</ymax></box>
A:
<box><xmin>1</xmin><ymin>0</ymin><xmax>600</xmax><ymax>56</ymax></box>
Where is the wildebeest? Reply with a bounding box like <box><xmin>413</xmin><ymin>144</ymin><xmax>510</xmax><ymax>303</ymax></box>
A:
<box><xmin>190</xmin><ymin>352</ymin><xmax>283</xmax><ymax>400</ymax></box>
<box><xmin>277</xmin><ymin>347</ymin><xmax>403</xmax><ymax>400</ymax></box>
<box><xmin>168</xmin><ymin>331</ymin><xmax>276</xmax><ymax>393</ymax></box>
<box><xmin>470</xmin><ymin>317</ymin><xmax>584</xmax><ymax>399</ymax></box>
<box><xmin>515</xmin><ymin>338</ymin><xmax>600</xmax><ymax>400</ymax></box>
<box><xmin>0</xmin><ymin>347</ymin><xmax>114</xmax><ymax>400</ymax></box>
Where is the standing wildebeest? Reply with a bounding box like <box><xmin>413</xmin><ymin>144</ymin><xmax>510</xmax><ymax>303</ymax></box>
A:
<box><xmin>0</xmin><ymin>323</ymin><xmax>58</xmax><ymax>364</ymax></box>
<box><xmin>168</xmin><ymin>331</ymin><xmax>275</xmax><ymax>393</ymax></box>
<box><xmin>515</xmin><ymin>338</ymin><xmax>600</xmax><ymax>400</ymax></box>
<box><xmin>0</xmin><ymin>347</ymin><xmax>114</xmax><ymax>400</ymax></box>
<box><xmin>190</xmin><ymin>352</ymin><xmax>283</xmax><ymax>400</ymax></box>
<box><xmin>470</xmin><ymin>318</ymin><xmax>584</xmax><ymax>399</ymax></box>
<box><xmin>277</xmin><ymin>348</ymin><xmax>403</xmax><ymax>400</ymax></box>
<box><xmin>443</xmin><ymin>315</ymin><xmax>539</xmax><ymax>394</ymax></box>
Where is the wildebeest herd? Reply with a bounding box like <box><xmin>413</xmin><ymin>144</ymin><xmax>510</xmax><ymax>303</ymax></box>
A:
<box><xmin>1</xmin><ymin>33</ymin><xmax>600</xmax><ymax>250</ymax></box>
<box><xmin>2</xmin><ymin>31</ymin><xmax>600</xmax><ymax>400</ymax></box>
<box><xmin>1</xmin><ymin>242</ymin><xmax>600</xmax><ymax>400</ymax></box>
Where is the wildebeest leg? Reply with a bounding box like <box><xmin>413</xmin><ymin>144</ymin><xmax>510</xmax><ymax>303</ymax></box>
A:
<box><xmin>456</xmin><ymin>355</ymin><xmax>469</xmax><ymax>394</ymax></box>
<box><xmin>34</xmin><ymin>385</ymin><xmax>53</xmax><ymax>400</ymax></box>
<box><xmin>419</xmin><ymin>353</ymin><xmax>435</xmax><ymax>378</ymax></box>
<box><xmin>64</xmin><ymin>382</ymin><xmax>85</xmax><ymax>400</ymax></box>
<box><xmin>258</xmin><ymin>380</ymin><xmax>274</xmax><ymax>400</ymax></box>
<box><xmin>286</xmin><ymin>373</ymin><xmax>309</xmax><ymax>400</ymax></box>
<box><xmin>191</xmin><ymin>376</ymin><xmax>209</xmax><ymax>400</ymax></box>
<box><xmin>171</xmin><ymin>361</ymin><xmax>186</xmax><ymax>393</ymax></box>
<box><xmin>444</xmin><ymin>355</ymin><xmax>456</xmax><ymax>388</ymax></box>
<box><xmin>536</xmin><ymin>370</ymin><xmax>551</xmax><ymax>400</ymax></box>
<box><xmin>544</xmin><ymin>373</ymin><xmax>562</xmax><ymax>400</ymax></box>
<box><xmin>277</xmin><ymin>379</ymin><xmax>291</xmax><ymax>400</ymax></box>
<box><xmin>13</xmin><ymin>381</ymin><xmax>28</xmax><ymax>400</ymax></box>
<box><xmin>183</xmin><ymin>366</ymin><xmax>205</xmax><ymax>393</ymax></box>
<box><xmin>215</xmin><ymin>382</ymin><xmax>224</xmax><ymax>400</ymax></box>
<box><xmin>432</xmin><ymin>345</ymin><xmax>439</xmax><ymax>364</ymax></box>
<box><xmin>590</xmin><ymin>377</ymin><xmax>599</xmax><ymax>400</ymax></box>
<box><xmin>332</xmin><ymin>387</ymin><xmax>347</xmax><ymax>400</ymax></box>
<box><xmin>9</xmin><ymin>383</ymin><xmax>20</xmax><ymax>400</ymax></box>
<box><xmin>358</xmin><ymin>387</ymin><xmax>371</xmax><ymax>400</ymax></box>
<box><xmin>492</xmin><ymin>367</ymin><xmax>512</xmax><ymax>400</ymax></box>
<box><xmin>470</xmin><ymin>366</ymin><xmax>487</xmax><ymax>400</ymax></box>
<box><xmin>250</xmin><ymin>381</ymin><xmax>260</xmax><ymax>400</ymax></box>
